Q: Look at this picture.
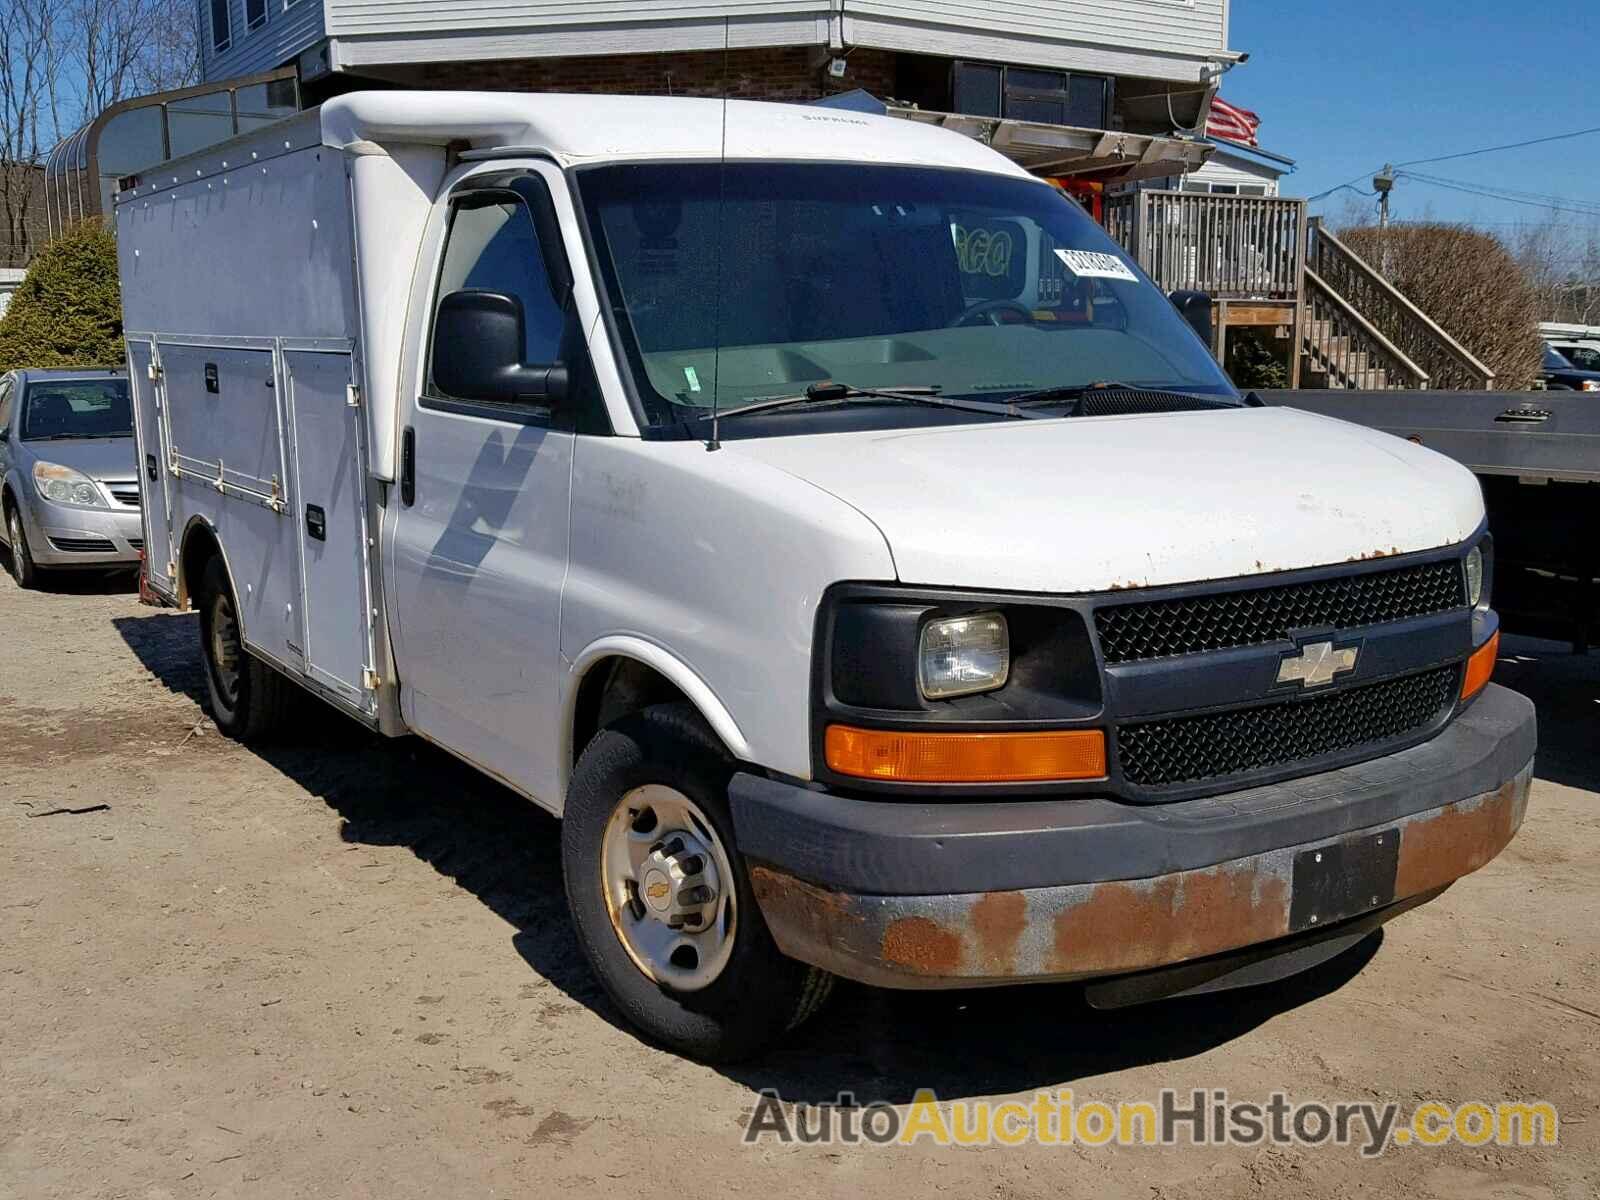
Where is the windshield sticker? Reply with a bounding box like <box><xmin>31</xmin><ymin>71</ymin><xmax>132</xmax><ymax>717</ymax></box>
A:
<box><xmin>683</xmin><ymin>366</ymin><xmax>702</xmax><ymax>394</ymax></box>
<box><xmin>1054</xmin><ymin>249</ymin><xmax>1138</xmax><ymax>282</ymax></box>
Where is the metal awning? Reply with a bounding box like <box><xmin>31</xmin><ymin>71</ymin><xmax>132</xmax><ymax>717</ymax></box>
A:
<box><xmin>886</xmin><ymin>107</ymin><xmax>1213</xmax><ymax>183</ymax></box>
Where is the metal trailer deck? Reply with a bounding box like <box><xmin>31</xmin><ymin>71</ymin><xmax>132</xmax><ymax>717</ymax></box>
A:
<box><xmin>1261</xmin><ymin>389</ymin><xmax>1599</xmax><ymax>653</ymax></box>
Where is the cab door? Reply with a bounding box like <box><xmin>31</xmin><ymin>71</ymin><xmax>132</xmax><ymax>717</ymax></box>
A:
<box><xmin>386</xmin><ymin>165</ymin><xmax>581</xmax><ymax>806</ymax></box>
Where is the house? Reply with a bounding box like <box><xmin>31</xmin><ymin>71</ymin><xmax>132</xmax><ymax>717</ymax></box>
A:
<box><xmin>196</xmin><ymin>0</ymin><xmax>1242</xmax><ymax>188</ymax></box>
<box><xmin>1176</xmin><ymin>137</ymin><xmax>1294</xmax><ymax>196</ymax></box>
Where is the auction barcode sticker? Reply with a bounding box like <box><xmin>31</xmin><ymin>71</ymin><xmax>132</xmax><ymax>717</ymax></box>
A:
<box><xmin>1054</xmin><ymin>249</ymin><xmax>1138</xmax><ymax>282</ymax></box>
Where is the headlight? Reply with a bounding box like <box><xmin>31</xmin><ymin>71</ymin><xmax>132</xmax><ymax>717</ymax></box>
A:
<box><xmin>918</xmin><ymin>612</ymin><xmax>1009</xmax><ymax>699</ymax></box>
<box><xmin>33</xmin><ymin>461</ymin><xmax>107</xmax><ymax>508</ymax></box>
<box><xmin>1464</xmin><ymin>545</ymin><xmax>1484</xmax><ymax>608</ymax></box>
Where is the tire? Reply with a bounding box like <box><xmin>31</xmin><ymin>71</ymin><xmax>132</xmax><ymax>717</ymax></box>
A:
<box><xmin>5</xmin><ymin>503</ymin><xmax>39</xmax><ymax>590</ymax></box>
<box><xmin>195</xmin><ymin>555</ymin><xmax>292</xmax><ymax>740</ymax></box>
<box><xmin>562</xmin><ymin>702</ymin><xmax>833</xmax><ymax>1062</ymax></box>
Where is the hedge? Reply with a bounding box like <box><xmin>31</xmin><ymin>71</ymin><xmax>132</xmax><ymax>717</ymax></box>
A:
<box><xmin>1338</xmin><ymin>224</ymin><xmax>1543</xmax><ymax>390</ymax></box>
<box><xmin>0</xmin><ymin>220</ymin><xmax>124</xmax><ymax>373</ymax></box>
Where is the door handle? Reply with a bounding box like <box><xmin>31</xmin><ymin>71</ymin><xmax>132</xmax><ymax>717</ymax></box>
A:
<box><xmin>400</xmin><ymin>426</ymin><xmax>415</xmax><ymax>507</ymax></box>
<box><xmin>305</xmin><ymin>504</ymin><xmax>326</xmax><ymax>542</ymax></box>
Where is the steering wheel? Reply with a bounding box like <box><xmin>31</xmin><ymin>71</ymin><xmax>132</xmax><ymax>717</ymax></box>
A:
<box><xmin>950</xmin><ymin>299</ymin><xmax>1035</xmax><ymax>328</ymax></box>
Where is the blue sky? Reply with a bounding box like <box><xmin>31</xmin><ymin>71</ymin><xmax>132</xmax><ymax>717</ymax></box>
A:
<box><xmin>1226</xmin><ymin>1</ymin><xmax>1599</xmax><ymax>231</ymax></box>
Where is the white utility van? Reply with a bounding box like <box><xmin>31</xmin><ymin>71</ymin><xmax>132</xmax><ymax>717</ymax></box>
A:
<box><xmin>117</xmin><ymin>92</ymin><xmax>1534</xmax><ymax>1061</ymax></box>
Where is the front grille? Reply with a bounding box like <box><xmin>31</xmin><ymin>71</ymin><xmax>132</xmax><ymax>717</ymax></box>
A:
<box><xmin>1118</xmin><ymin>665</ymin><xmax>1459</xmax><ymax>788</ymax></box>
<box><xmin>48</xmin><ymin>536</ymin><xmax>117</xmax><ymax>553</ymax></box>
<box><xmin>1096</xmin><ymin>560</ymin><xmax>1466</xmax><ymax>664</ymax></box>
<box><xmin>127</xmin><ymin>538</ymin><xmax>144</xmax><ymax>550</ymax></box>
<box><xmin>109</xmin><ymin>486</ymin><xmax>141</xmax><ymax>508</ymax></box>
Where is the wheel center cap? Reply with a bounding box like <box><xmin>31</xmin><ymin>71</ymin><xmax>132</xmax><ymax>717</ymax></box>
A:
<box><xmin>641</xmin><ymin>867</ymin><xmax>673</xmax><ymax>912</ymax></box>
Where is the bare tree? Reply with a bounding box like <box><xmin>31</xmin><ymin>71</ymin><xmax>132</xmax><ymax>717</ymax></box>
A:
<box><xmin>1516</xmin><ymin>218</ymin><xmax>1600</xmax><ymax>327</ymax></box>
<box><xmin>0</xmin><ymin>0</ymin><xmax>198</xmax><ymax>265</ymax></box>
<box><xmin>65</xmin><ymin>0</ymin><xmax>201</xmax><ymax>129</ymax></box>
<box><xmin>0</xmin><ymin>0</ymin><xmax>56</xmax><ymax>267</ymax></box>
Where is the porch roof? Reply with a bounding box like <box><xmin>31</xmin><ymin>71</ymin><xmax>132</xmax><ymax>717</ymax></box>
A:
<box><xmin>886</xmin><ymin>106</ymin><xmax>1213</xmax><ymax>182</ymax></box>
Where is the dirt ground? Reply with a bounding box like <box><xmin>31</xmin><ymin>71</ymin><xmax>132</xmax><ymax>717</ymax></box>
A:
<box><xmin>1</xmin><ymin>566</ymin><xmax>1597</xmax><ymax>1200</ymax></box>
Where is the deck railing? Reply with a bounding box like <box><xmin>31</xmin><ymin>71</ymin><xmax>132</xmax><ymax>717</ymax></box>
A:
<box><xmin>1302</xmin><ymin>268</ymin><xmax>1430</xmax><ymax>390</ymax></box>
<box><xmin>1105</xmin><ymin>189</ymin><xmax>1307</xmax><ymax>301</ymax></box>
<box><xmin>1306</xmin><ymin>220</ymin><xmax>1496</xmax><ymax>390</ymax></box>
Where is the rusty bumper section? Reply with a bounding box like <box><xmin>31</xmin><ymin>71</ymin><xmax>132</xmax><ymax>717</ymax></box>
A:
<box><xmin>750</xmin><ymin>765</ymin><xmax>1532</xmax><ymax>989</ymax></box>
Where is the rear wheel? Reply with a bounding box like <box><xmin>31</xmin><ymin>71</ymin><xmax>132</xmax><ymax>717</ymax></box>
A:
<box><xmin>5</xmin><ymin>504</ymin><xmax>39</xmax><ymax>590</ymax></box>
<box><xmin>562</xmin><ymin>702</ymin><xmax>833</xmax><ymax>1062</ymax></box>
<box><xmin>196</xmin><ymin>555</ymin><xmax>291</xmax><ymax>740</ymax></box>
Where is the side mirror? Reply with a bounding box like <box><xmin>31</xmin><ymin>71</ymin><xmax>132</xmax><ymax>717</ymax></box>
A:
<box><xmin>1168</xmin><ymin>290</ymin><xmax>1214</xmax><ymax>349</ymax></box>
<box><xmin>431</xmin><ymin>290</ymin><xmax>568</xmax><ymax>407</ymax></box>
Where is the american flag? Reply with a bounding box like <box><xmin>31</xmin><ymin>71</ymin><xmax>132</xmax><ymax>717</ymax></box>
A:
<box><xmin>1206</xmin><ymin>97</ymin><xmax>1261</xmax><ymax>147</ymax></box>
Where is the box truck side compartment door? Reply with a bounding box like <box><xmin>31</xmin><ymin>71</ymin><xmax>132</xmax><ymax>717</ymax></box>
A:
<box><xmin>158</xmin><ymin>339</ymin><xmax>303</xmax><ymax>673</ymax></box>
<box><xmin>387</xmin><ymin>174</ymin><xmax>575</xmax><ymax>808</ymax></box>
<box><xmin>285</xmin><ymin>344</ymin><xmax>377</xmax><ymax>714</ymax></box>
<box><xmin>126</xmin><ymin>338</ymin><xmax>175</xmax><ymax>591</ymax></box>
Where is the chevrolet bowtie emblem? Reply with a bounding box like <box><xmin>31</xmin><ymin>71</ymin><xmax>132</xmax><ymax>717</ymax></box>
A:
<box><xmin>1276</xmin><ymin>641</ymin><xmax>1359</xmax><ymax>688</ymax></box>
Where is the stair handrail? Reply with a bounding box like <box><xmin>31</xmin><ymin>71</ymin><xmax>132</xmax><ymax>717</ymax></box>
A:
<box><xmin>1303</xmin><ymin>267</ymin><xmax>1430</xmax><ymax>388</ymax></box>
<box><xmin>1308</xmin><ymin>220</ymin><xmax>1495</xmax><ymax>389</ymax></box>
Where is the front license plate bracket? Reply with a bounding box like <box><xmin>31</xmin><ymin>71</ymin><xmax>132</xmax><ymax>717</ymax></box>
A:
<box><xmin>1288</xmin><ymin>827</ymin><xmax>1400</xmax><ymax>933</ymax></box>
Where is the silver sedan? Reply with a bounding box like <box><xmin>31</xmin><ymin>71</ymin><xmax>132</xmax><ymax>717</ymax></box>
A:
<box><xmin>0</xmin><ymin>368</ymin><xmax>143</xmax><ymax>589</ymax></box>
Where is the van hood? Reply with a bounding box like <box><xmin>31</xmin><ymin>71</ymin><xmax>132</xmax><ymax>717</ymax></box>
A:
<box><xmin>724</xmin><ymin>406</ymin><xmax>1484</xmax><ymax>593</ymax></box>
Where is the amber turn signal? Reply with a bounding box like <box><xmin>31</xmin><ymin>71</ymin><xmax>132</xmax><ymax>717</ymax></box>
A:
<box><xmin>824</xmin><ymin>724</ymin><xmax>1107</xmax><ymax>784</ymax></box>
<box><xmin>1461</xmin><ymin>631</ymin><xmax>1499</xmax><ymax>701</ymax></box>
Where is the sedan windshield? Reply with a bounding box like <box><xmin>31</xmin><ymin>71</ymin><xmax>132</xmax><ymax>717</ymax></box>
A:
<box><xmin>21</xmin><ymin>379</ymin><xmax>132</xmax><ymax>440</ymax></box>
<box><xmin>578</xmin><ymin>162</ymin><xmax>1236</xmax><ymax>432</ymax></box>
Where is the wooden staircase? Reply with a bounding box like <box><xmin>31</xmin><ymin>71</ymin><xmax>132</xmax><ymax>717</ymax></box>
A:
<box><xmin>1300</xmin><ymin>221</ymin><xmax>1496</xmax><ymax>391</ymax></box>
<box><xmin>1103</xmin><ymin>193</ymin><xmax>1498</xmax><ymax>391</ymax></box>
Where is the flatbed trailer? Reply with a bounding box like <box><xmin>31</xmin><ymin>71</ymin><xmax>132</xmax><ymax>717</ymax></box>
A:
<box><xmin>1262</xmin><ymin>389</ymin><xmax>1599</xmax><ymax>652</ymax></box>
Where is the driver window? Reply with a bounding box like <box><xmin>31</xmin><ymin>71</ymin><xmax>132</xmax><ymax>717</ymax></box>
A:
<box><xmin>434</xmin><ymin>196</ymin><xmax>565</xmax><ymax>369</ymax></box>
<box><xmin>0</xmin><ymin>379</ymin><xmax>12</xmax><ymax>432</ymax></box>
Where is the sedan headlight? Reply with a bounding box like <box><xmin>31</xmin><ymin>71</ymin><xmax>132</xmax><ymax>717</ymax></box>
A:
<box><xmin>918</xmin><ymin>612</ymin><xmax>1010</xmax><ymax>699</ymax></box>
<box><xmin>33</xmin><ymin>461</ymin><xmax>107</xmax><ymax>508</ymax></box>
<box><xmin>1464</xmin><ymin>545</ymin><xmax>1485</xmax><ymax>608</ymax></box>
<box><xmin>1581</xmin><ymin>381</ymin><xmax>1600</xmax><ymax>393</ymax></box>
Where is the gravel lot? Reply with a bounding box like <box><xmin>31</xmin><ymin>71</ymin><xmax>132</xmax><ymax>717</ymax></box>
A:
<box><xmin>2</xmin><ymin>566</ymin><xmax>1597</xmax><ymax>1199</ymax></box>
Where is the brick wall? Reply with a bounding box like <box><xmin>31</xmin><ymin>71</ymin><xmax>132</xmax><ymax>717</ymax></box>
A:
<box><xmin>411</xmin><ymin>46</ymin><xmax>898</xmax><ymax>105</ymax></box>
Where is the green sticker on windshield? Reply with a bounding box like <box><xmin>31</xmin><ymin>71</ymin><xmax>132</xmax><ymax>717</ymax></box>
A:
<box><xmin>684</xmin><ymin>366</ymin><xmax>702</xmax><ymax>393</ymax></box>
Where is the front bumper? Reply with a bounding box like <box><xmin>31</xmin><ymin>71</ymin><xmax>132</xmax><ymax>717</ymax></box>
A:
<box><xmin>24</xmin><ymin>494</ymin><xmax>142</xmax><ymax>567</ymax></box>
<box><xmin>732</xmin><ymin>684</ymin><xmax>1536</xmax><ymax>989</ymax></box>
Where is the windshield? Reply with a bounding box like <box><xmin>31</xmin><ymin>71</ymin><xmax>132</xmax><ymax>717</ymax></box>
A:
<box><xmin>578</xmin><ymin>162</ymin><xmax>1236</xmax><ymax>431</ymax></box>
<box><xmin>21</xmin><ymin>378</ymin><xmax>132</xmax><ymax>440</ymax></box>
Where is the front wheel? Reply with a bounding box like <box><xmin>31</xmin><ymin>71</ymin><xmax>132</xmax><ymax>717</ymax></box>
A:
<box><xmin>5</xmin><ymin>504</ymin><xmax>39</xmax><ymax>590</ymax></box>
<box><xmin>562</xmin><ymin>702</ymin><xmax>832</xmax><ymax>1061</ymax></box>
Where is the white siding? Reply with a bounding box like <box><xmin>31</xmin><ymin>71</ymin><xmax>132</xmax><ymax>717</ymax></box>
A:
<box><xmin>1187</xmin><ymin>149</ymin><xmax>1284</xmax><ymax>194</ymax></box>
<box><xmin>203</xmin><ymin>0</ymin><xmax>328</xmax><ymax>82</ymax></box>
<box><xmin>325</xmin><ymin>0</ymin><xmax>1228</xmax><ymax>80</ymax></box>
<box><xmin>846</xmin><ymin>0</ymin><xmax>1226</xmax><ymax>63</ymax></box>
<box><xmin>325</xmin><ymin>1</ymin><xmax>831</xmax><ymax>36</ymax></box>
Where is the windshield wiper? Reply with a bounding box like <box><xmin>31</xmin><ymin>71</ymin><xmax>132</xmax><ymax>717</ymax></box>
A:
<box><xmin>708</xmin><ymin>380</ymin><xmax>1041</xmax><ymax>423</ymax></box>
<box><xmin>1003</xmin><ymin>382</ymin><xmax>1242</xmax><ymax>415</ymax></box>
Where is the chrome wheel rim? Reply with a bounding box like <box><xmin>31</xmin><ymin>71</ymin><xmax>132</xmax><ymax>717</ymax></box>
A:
<box><xmin>209</xmin><ymin>591</ymin><xmax>242</xmax><ymax>706</ymax></box>
<box><xmin>600</xmin><ymin>785</ymin><xmax>737</xmax><ymax>992</ymax></box>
